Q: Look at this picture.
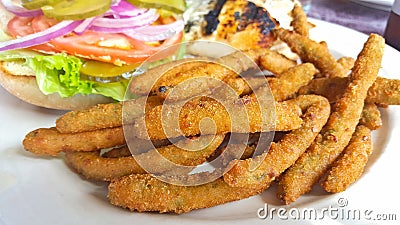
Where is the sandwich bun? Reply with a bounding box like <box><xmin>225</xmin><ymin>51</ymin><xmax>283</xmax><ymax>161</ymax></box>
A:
<box><xmin>0</xmin><ymin>61</ymin><xmax>114</xmax><ymax>110</ymax></box>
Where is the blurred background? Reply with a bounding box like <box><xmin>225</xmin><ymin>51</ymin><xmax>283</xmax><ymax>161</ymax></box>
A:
<box><xmin>307</xmin><ymin>0</ymin><xmax>392</xmax><ymax>36</ymax></box>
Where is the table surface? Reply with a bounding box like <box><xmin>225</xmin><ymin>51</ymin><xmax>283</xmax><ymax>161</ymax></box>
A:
<box><xmin>308</xmin><ymin>0</ymin><xmax>391</xmax><ymax>36</ymax></box>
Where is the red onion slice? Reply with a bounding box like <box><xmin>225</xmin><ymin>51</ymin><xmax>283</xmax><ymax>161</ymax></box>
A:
<box><xmin>74</xmin><ymin>17</ymin><xmax>97</xmax><ymax>35</ymax></box>
<box><xmin>1</xmin><ymin>0</ymin><xmax>43</xmax><ymax>17</ymax></box>
<box><xmin>93</xmin><ymin>8</ymin><xmax>159</xmax><ymax>28</ymax></box>
<box><xmin>0</xmin><ymin>20</ymin><xmax>82</xmax><ymax>51</ymax></box>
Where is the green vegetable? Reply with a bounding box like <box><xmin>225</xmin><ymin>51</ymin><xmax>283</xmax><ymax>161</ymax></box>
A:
<box><xmin>0</xmin><ymin>50</ymin><xmax>128</xmax><ymax>101</ymax></box>
<box><xmin>41</xmin><ymin>0</ymin><xmax>112</xmax><ymax>20</ymax></box>
<box><xmin>80</xmin><ymin>60</ymin><xmax>139</xmax><ymax>78</ymax></box>
<box><xmin>127</xmin><ymin>0</ymin><xmax>186</xmax><ymax>14</ymax></box>
<box><xmin>26</xmin><ymin>54</ymin><xmax>91</xmax><ymax>97</ymax></box>
<box><xmin>25</xmin><ymin>53</ymin><xmax>128</xmax><ymax>101</ymax></box>
<box><xmin>22</xmin><ymin>0</ymin><xmax>56</xmax><ymax>10</ymax></box>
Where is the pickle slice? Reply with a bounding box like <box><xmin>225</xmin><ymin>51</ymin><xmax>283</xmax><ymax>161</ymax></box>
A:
<box><xmin>80</xmin><ymin>60</ymin><xmax>138</xmax><ymax>78</ymax></box>
<box><xmin>127</xmin><ymin>0</ymin><xmax>186</xmax><ymax>13</ymax></box>
<box><xmin>41</xmin><ymin>0</ymin><xmax>112</xmax><ymax>20</ymax></box>
<box><xmin>22</xmin><ymin>0</ymin><xmax>56</xmax><ymax>10</ymax></box>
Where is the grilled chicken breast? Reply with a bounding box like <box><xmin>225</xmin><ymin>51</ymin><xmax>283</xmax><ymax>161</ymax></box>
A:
<box><xmin>185</xmin><ymin>0</ymin><xmax>299</xmax><ymax>50</ymax></box>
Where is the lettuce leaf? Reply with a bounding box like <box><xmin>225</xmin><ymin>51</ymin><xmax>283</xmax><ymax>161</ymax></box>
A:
<box><xmin>26</xmin><ymin>53</ymin><xmax>91</xmax><ymax>97</ymax></box>
<box><xmin>22</xmin><ymin>53</ymin><xmax>128</xmax><ymax>101</ymax></box>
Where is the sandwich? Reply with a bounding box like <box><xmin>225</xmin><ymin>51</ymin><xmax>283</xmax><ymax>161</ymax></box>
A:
<box><xmin>0</xmin><ymin>0</ymin><xmax>185</xmax><ymax>110</ymax></box>
<box><xmin>0</xmin><ymin>0</ymin><xmax>302</xmax><ymax>110</ymax></box>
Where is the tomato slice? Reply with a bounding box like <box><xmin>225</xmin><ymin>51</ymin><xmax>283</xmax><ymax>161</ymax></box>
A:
<box><xmin>6</xmin><ymin>15</ymin><xmax>183</xmax><ymax>65</ymax></box>
<box><xmin>7</xmin><ymin>16</ymin><xmax>61</xmax><ymax>53</ymax></box>
<box><xmin>50</xmin><ymin>31</ymin><xmax>183</xmax><ymax>65</ymax></box>
<box><xmin>7</xmin><ymin>16</ymin><xmax>34</xmax><ymax>37</ymax></box>
<box><xmin>31</xmin><ymin>15</ymin><xmax>59</xmax><ymax>33</ymax></box>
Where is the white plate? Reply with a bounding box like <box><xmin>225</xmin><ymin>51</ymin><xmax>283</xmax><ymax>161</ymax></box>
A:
<box><xmin>349</xmin><ymin>0</ymin><xmax>394</xmax><ymax>11</ymax></box>
<box><xmin>1</xmin><ymin>19</ymin><xmax>400</xmax><ymax>225</ymax></box>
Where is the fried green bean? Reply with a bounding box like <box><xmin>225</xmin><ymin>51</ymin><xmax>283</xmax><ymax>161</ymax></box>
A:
<box><xmin>221</xmin><ymin>48</ymin><xmax>271</xmax><ymax>73</ymax></box>
<box><xmin>367</xmin><ymin>77</ymin><xmax>400</xmax><ymax>106</ymax></box>
<box><xmin>56</xmin><ymin>95</ymin><xmax>163</xmax><ymax>133</ymax></box>
<box><xmin>131</xmin><ymin>49</ymin><xmax>266</xmax><ymax>98</ymax></box>
<box><xmin>320</xmin><ymin>125</ymin><xmax>372</xmax><ymax>193</ymax></box>
<box><xmin>259</xmin><ymin>49</ymin><xmax>297</xmax><ymax>75</ymax></box>
<box><xmin>298</xmin><ymin>76</ymin><xmax>400</xmax><ymax>105</ymax></box>
<box><xmin>65</xmin><ymin>151</ymin><xmax>146</xmax><ymax>181</ymax></box>
<box><xmin>153</xmin><ymin>62</ymin><xmax>239</xmax><ymax>101</ymax></box>
<box><xmin>274</xmin><ymin>28</ymin><xmax>347</xmax><ymax>78</ymax></box>
<box><xmin>108</xmin><ymin>174</ymin><xmax>262</xmax><ymax>214</ymax></box>
<box><xmin>133</xmin><ymin>96</ymin><xmax>303</xmax><ymax>140</ymax></box>
<box><xmin>56</xmin><ymin>102</ymin><xmax>122</xmax><ymax>133</ymax></box>
<box><xmin>337</xmin><ymin>56</ymin><xmax>355</xmax><ymax>72</ymax></box>
<box><xmin>359</xmin><ymin>103</ymin><xmax>382</xmax><ymax>130</ymax></box>
<box><xmin>150</xmin><ymin>61</ymin><xmax>210</xmax><ymax>94</ymax></box>
<box><xmin>65</xmin><ymin>134</ymin><xmax>225</xmax><ymax>181</ymax></box>
<box><xmin>268</xmin><ymin>63</ymin><xmax>316</xmax><ymax>101</ymax></box>
<box><xmin>277</xmin><ymin>34</ymin><xmax>384</xmax><ymax>204</ymax></box>
<box><xmin>223</xmin><ymin>95</ymin><xmax>331</xmax><ymax>189</ymax></box>
<box><xmin>23</xmin><ymin>127</ymin><xmax>125</xmax><ymax>156</ymax></box>
<box><xmin>290</xmin><ymin>4</ymin><xmax>310</xmax><ymax>37</ymax></box>
<box><xmin>129</xmin><ymin>58</ymin><xmax>207</xmax><ymax>96</ymax></box>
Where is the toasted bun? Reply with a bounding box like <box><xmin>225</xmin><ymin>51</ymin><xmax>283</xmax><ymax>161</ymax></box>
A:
<box><xmin>0</xmin><ymin>62</ymin><xmax>114</xmax><ymax>110</ymax></box>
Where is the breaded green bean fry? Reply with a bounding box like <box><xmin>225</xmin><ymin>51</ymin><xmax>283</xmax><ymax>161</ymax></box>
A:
<box><xmin>274</xmin><ymin>28</ymin><xmax>347</xmax><ymax>78</ymax></box>
<box><xmin>131</xmin><ymin>49</ymin><xmax>265</xmax><ymax>97</ymax></box>
<box><xmin>290</xmin><ymin>4</ymin><xmax>310</xmax><ymax>36</ymax></box>
<box><xmin>298</xmin><ymin>76</ymin><xmax>400</xmax><ymax>105</ymax></box>
<box><xmin>268</xmin><ymin>63</ymin><xmax>316</xmax><ymax>101</ymax></box>
<box><xmin>65</xmin><ymin>135</ymin><xmax>225</xmax><ymax>181</ymax></box>
<box><xmin>65</xmin><ymin>151</ymin><xmax>146</xmax><ymax>181</ymax></box>
<box><xmin>277</xmin><ymin>34</ymin><xmax>384</xmax><ymax>204</ymax></box>
<box><xmin>56</xmin><ymin>102</ymin><xmax>122</xmax><ymax>133</ymax></box>
<box><xmin>108</xmin><ymin>174</ymin><xmax>262</xmax><ymax>214</ymax></box>
<box><xmin>154</xmin><ymin>62</ymin><xmax>238</xmax><ymax>101</ymax></box>
<box><xmin>320</xmin><ymin>125</ymin><xmax>372</xmax><ymax>193</ymax></box>
<box><xmin>367</xmin><ymin>77</ymin><xmax>400</xmax><ymax>106</ymax></box>
<box><xmin>259</xmin><ymin>49</ymin><xmax>297</xmax><ymax>75</ymax></box>
<box><xmin>130</xmin><ymin>58</ymin><xmax>206</xmax><ymax>95</ymax></box>
<box><xmin>23</xmin><ymin>127</ymin><xmax>125</xmax><ymax>156</ymax></box>
<box><xmin>56</xmin><ymin>96</ymin><xmax>163</xmax><ymax>133</ymax></box>
<box><xmin>223</xmin><ymin>95</ymin><xmax>331</xmax><ymax>189</ymax></box>
<box><xmin>337</xmin><ymin>56</ymin><xmax>355</xmax><ymax>72</ymax></box>
<box><xmin>359</xmin><ymin>103</ymin><xmax>382</xmax><ymax>130</ymax></box>
<box><xmin>133</xmin><ymin>97</ymin><xmax>303</xmax><ymax>140</ymax></box>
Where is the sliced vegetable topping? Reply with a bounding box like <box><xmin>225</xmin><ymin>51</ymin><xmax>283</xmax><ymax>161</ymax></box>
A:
<box><xmin>0</xmin><ymin>19</ymin><xmax>82</xmax><ymax>51</ymax></box>
<box><xmin>42</xmin><ymin>0</ymin><xmax>112</xmax><ymax>20</ymax></box>
<box><xmin>1</xmin><ymin>0</ymin><xmax>43</xmax><ymax>17</ymax></box>
<box><xmin>21</xmin><ymin>0</ymin><xmax>55</xmax><ymax>10</ymax></box>
<box><xmin>127</xmin><ymin>0</ymin><xmax>186</xmax><ymax>13</ymax></box>
<box><xmin>81</xmin><ymin>60</ymin><xmax>139</xmax><ymax>78</ymax></box>
<box><xmin>0</xmin><ymin>0</ymin><xmax>185</xmax><ymax>100</ymax></box>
